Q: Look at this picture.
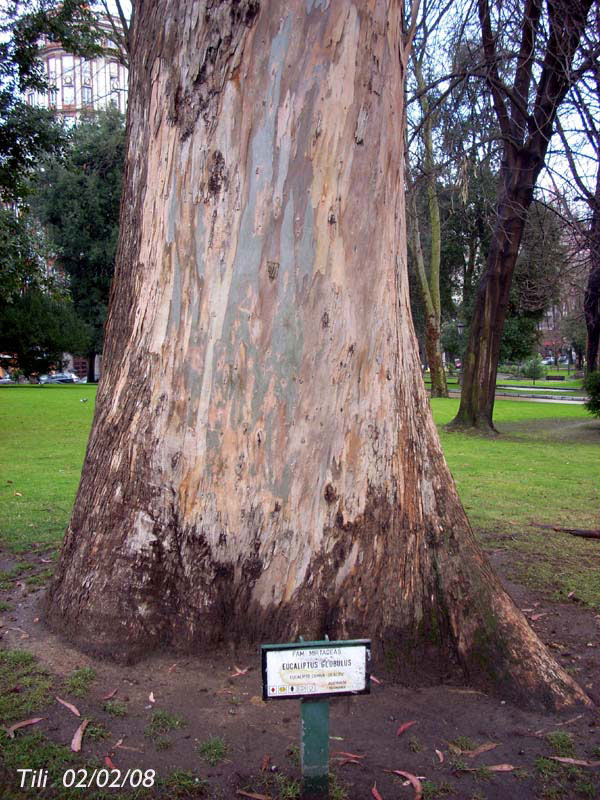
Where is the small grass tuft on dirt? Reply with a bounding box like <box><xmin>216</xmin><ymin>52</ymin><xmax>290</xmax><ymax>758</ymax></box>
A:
<box><xmin>272</xmin><ymin>772</ymin><xmax>301</xmax><ymax>799</ymax></box>
<box><xmin>546</xmin><ymin>731</ymin><xmax>576</xmax><ymax>757</ymax></box>
<box><xmin>103</xmin><ymin>699</ymin><xmax>128</xmax><ymax>717</ymax></box>
<box><xmin>421</xmin><ymin>780</ymin><xmax>453</xmax><ymax>799</ymax></box>
<box><xmin>65</xmin><ymin>666</ymin><xmax>96</xmax><ymax>698</ymax></box>
<box><xmin>146</xmin><ymin>709</ymin><xmax>186</xmax><ymax>740</ymax></box>
<box><xmin>450</xmin><ymin>735</ymin><xmax>476</xmax><ymax>751</ymax></box>
<box><xmin>161</xmin><ymin>770</ymin><xmax>208</xmax><ymax>797</ymax></box>
<box><xmin>196</xmin><ymin>735</ymin><xmax>227</xmax><ymax>766</ymax></box>
<box><xmin>0</xmin><ymin>649</ymin><xmax>52</xmax><ymax>722</ymax></box>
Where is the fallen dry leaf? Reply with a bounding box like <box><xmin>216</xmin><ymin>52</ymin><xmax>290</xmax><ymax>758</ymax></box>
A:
<box><xmin>457</xmin><ymin>763</ymin><xmax>514</xmax><ymax>773</ymax></box>
<box><xmin>148</xmin><ymin>691</ymin><xmax>155</xmax><ymax>703</ymax></box>
<box><xmin>370</xmin><ymin>675</ymin><xmax>382</xmax><ymax>685</ymax></box>
<box><xmin>102</xmin><ymin>688</ymin><xmax>118</xmax><ymax>700</ymax></box>
<box><xmin>332</xmin><ymin>751</ymin><xmax>365</xmax><ymax>760</ymax></box>
<box><xmin>530</xmin><ymin>613</ymin><xmax>547</xmax><ymax>621</ymax></box>
<box><xmin>388</xmin><ymin>770</ymin><xmax>422</xmax><ymax>800</ymax></box>
<box><xmin>4</xmin><ymin>717</ymin><xmax>44</xmax><ymax>738</ymax></box>
<box><xmin>70</xmin><ymin>719</ymin><xmax>89</xmax><ymax>753</ymax></box>
<box><xmin>396</xmin><ymin>720</ymin><xmax>417</xmax><ymax>737</ymax></box>
<box><xmin>338</xmin><ymin>758</ymin><xmax>362</xmax><ymax>766</ymax></box>
<box><xmin>260</xmin><ymin>754</ymin><xmax>270</xmax><ymax>771</ymax></box>
<box><xmin>8</xmin><ymin>626</ymin><xmax>29</xmax><ymax>638</ymax></box>
<box><xmin>114</xmin><ymin>738</ymin><xmax>123</xmax><ymax>748</ymax></box>
<box><xmin>104</xmin><ymin>755</ymin><xmax>117</xmax><ymax>769</ymax></box>
<box><xmin>232</xmin><ymin>665</ymin><xmax>250</xmax><ymax>677</ymax></box>
<box><xmin>549</xmin><ymin>757</ymin><xmax>600</xmax><ymax>767</ymax></box>
<box><xmin>236</xmin><ymin>792</ymin><xmax>271</xmax><ymax>800</ymax></box>
<box><xmin>14</xmin><ymin>491</ymin><xmax>23</xmax><ymax>496</ymax></box>
<box><xmin>371</xmin><ymin>784</ymin><xmax>384</xmax><ymax>800</ymax></box>
<box><xmin>435</xmin><ymin>749</ymin><xmax>444</xmax><ymax>763</ymax></box>
<box><xmin>56</xmin><ymin>697</ymin><xmax>81</xmax><ymax>717</ymax></box>
<box><xmin>455</xmin><ymin>742</ymin><xmax>497</xmax><ymax>758</ymax></box>
<box><xmin>167</xmin><ymin>662</ymin><xmax>178</xmax><ymax>673</ymax></box>
<box><xmin>115</xmin><ymin>743</ymin><xmax>144</xmax><ymax>752</ymax></box>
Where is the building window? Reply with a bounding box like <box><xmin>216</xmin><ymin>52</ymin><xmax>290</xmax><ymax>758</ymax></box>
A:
<box><xmin>82</xmin><ymin>60</ymin><xmax>92</xmax><ymax>85</ymax></box>
<box><xmin>49</xmin><ymin>88</ymin><xmax>58</xmax><ymax>107</ymax></box>
<box><xmin>47</xmin><ymin>57</ymin><xmax>57</xmax><ymax>84</ymax></box>
<box><xmin>109</xmin><ymin>60</ymin><xmax>118</xmax><ymax>77</ymax></box>
<box><xmin>63</xmin><ymin>85</ymin><xmax>74</xmax><ymax>105</ymax></box>
<box><xmin>27</xmin><ymin>92</ymin><xmax>35</xmax><ymax>105</ymax></box>
<box><xmin>82</xmin><ymin>86</ymin><xmax>92</xmax><ymax>105</ymax></box>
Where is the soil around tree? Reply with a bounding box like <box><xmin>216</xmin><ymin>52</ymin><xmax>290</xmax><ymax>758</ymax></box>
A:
<box><xmin>1</xmin><ymin>548</ymin><xmax>599</xmax><ymax>800</ymax></box>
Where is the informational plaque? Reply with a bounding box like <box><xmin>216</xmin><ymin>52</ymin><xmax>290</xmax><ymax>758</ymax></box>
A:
<box><xmin>261</xmin><ymin>639</ymin><xmax>371</xmax><ymax>700</ymax></box>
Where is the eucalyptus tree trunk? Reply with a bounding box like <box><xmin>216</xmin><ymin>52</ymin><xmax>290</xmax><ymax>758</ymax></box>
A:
<box><xmin>46</xmin><ymin>0</ymin><xmax>589</xmax><ymax>710</ymax></box>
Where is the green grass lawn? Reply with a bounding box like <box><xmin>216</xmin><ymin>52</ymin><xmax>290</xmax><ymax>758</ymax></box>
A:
<box><xmin>1</xmin><ymin>386</ymin><xmax>599</xmax><ymax>604</ymax></box>
<box><xmin>433</xmin><ymin>397</ymin><xmax>600</xmax><ymax>605</ymax></box>
<box><xmin>0</xmin><ymin>385</ymin><xmax>96</xmax><ymax>552</ymax></box>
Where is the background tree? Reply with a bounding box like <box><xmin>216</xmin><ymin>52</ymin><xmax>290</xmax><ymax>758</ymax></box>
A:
<box><xmin>553</xmin><ymin>11</ymin><xmax>600</xmax><ymax>373</ymax></box>
<box><xmin>405</xmin><ymin>2</ymin><xmax>450</xmax><ymax>397</ymax></box>
<box><xmin>0</xmin><ymin>288</ymin><xmax>91</xmax><ymax>378</ymax></box>
<box><xmin>0</xmin><ymin>0</ymin><xmax>102</xmax><ymax>201</ymax></box>
<box><xmin>450</xmin><ymin>0</ymin><xmax>595</xmax><ymax>431</ymax></box>
<box><xmin>46</xmin><ymin>0</ymin><xmax>589</xmax><ymax>710</ymax></box>
<box><xmin>33</xmin><ymin>108</ymin><xmax>126</xmax><ymax>381</ymax></box>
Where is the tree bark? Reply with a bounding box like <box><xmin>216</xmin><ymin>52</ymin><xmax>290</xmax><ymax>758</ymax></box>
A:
<box><xmin>45</xmin><ymin>0</ymin><xmax>590</xmax><ymax>710</ymax></box>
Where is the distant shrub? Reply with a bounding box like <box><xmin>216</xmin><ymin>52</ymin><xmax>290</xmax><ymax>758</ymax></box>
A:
<box><xmin>499</xmin><ymin>363</ymin><xmax>521</xmax><ymax>376</ymax></box>
<box><xmin>522</xmin><ymin>356</ymin><xmax>547</xmax><ymax>381</ymax></box>
<box><xmin>584</xmin><ymin>371</ymin><xmax>600</xmax><ymax>418</ymax></box>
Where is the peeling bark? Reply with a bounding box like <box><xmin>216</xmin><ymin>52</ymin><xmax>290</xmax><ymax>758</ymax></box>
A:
<box><xmin>46</xmin><ymin>0</ymin><xmax>590</xmax><ymax>710</ymax></box>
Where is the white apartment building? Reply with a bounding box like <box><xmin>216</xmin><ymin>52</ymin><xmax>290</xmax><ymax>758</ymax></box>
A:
<box><xmin>25</xmin><ymin>23</ymin><xmax>128</xmax><ymax>119</ymax></box>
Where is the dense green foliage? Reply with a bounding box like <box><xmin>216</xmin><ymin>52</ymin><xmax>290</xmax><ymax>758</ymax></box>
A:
<box><xmin>0</xmin><ymin>206</ymin><xmax>50</xmax><ymax>304</ymax></box>
<box><xmin>583</xmin><ymin>371</ymin><xmax>600</xmax><ymax>418</ymax></box>
<box><xmin>33</xmin><ymin>108</ymin><xmax>125</xmax><ymax>359</ymax></box>
<box><xmin>0</xmin><ymin>289</ymin><xmax>91</xmax><ymax>377</ymax></box>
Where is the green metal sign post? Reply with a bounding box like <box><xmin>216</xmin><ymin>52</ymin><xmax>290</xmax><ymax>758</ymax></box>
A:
<box><xmin>261</xmin><ymin>637</ymin><xmax>371</xmax><ymax>800</ymax></box>
<box><xmin>300</xmin><ymin>698</ymin><xmax>330</xmax><ymax>799</ymax></box>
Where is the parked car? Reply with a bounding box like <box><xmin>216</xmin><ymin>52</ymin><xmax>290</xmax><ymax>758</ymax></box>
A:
<box><xmin>39</xmin><ymin>372</ymin><xmax>79</xmax><ymax>384</ymax></box>
<box><xmin>0</xmin><ymin>375</ymin><xmax>14</xmax><ymax>384</ymax></box>
<box><xmin>541</xmin><ymin>357</ymin><xmax>554</xmax><ymax>365</ymax></box>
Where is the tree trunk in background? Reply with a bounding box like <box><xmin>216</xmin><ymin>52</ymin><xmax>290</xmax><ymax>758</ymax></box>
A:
<box><xmin>406</xmin><ymin>180</ymin><xmax>447</xmax><ymax>398</ymax></box>
<box><xmin>450</xmin><ymin>157</ymin><xmax>534</xmax><ymax>430</ymax></box>
<box><xmin>584</xmin><ymin>174</ymin><xmax>600</xmax><ymax>372</ymax></box>
<box><xmin>45</xmin><ymin>0</ymin><xmax>589</xmax><ymax>710</ymax></box>
<box><xmin>86</xmin><ymin>352</ymin><xmax>96</xmax><ymax>383</ymax></box>
<box><xmin>406</xmin><ymin>53</ymin><xmax>447</xmax><ymax>398</ymax></box>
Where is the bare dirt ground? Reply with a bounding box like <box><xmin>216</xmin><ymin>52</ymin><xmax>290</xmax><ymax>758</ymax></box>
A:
<box><xmin>1</xmin><ymin>547</ymin><xmax>599</xmax><ymax>800</ymax></box>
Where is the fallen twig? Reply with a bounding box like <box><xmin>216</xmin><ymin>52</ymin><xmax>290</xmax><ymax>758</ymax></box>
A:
<box><xmin>532</xmin><ymin>522</ymin><xmax>600</xmax><ymax>540</ymax></box>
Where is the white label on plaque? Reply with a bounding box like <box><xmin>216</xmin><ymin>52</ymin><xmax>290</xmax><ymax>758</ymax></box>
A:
<box><xmin>265</xmin><ymin>645</ymin><xmax>367</xmax><ymax>698</ymax></box>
